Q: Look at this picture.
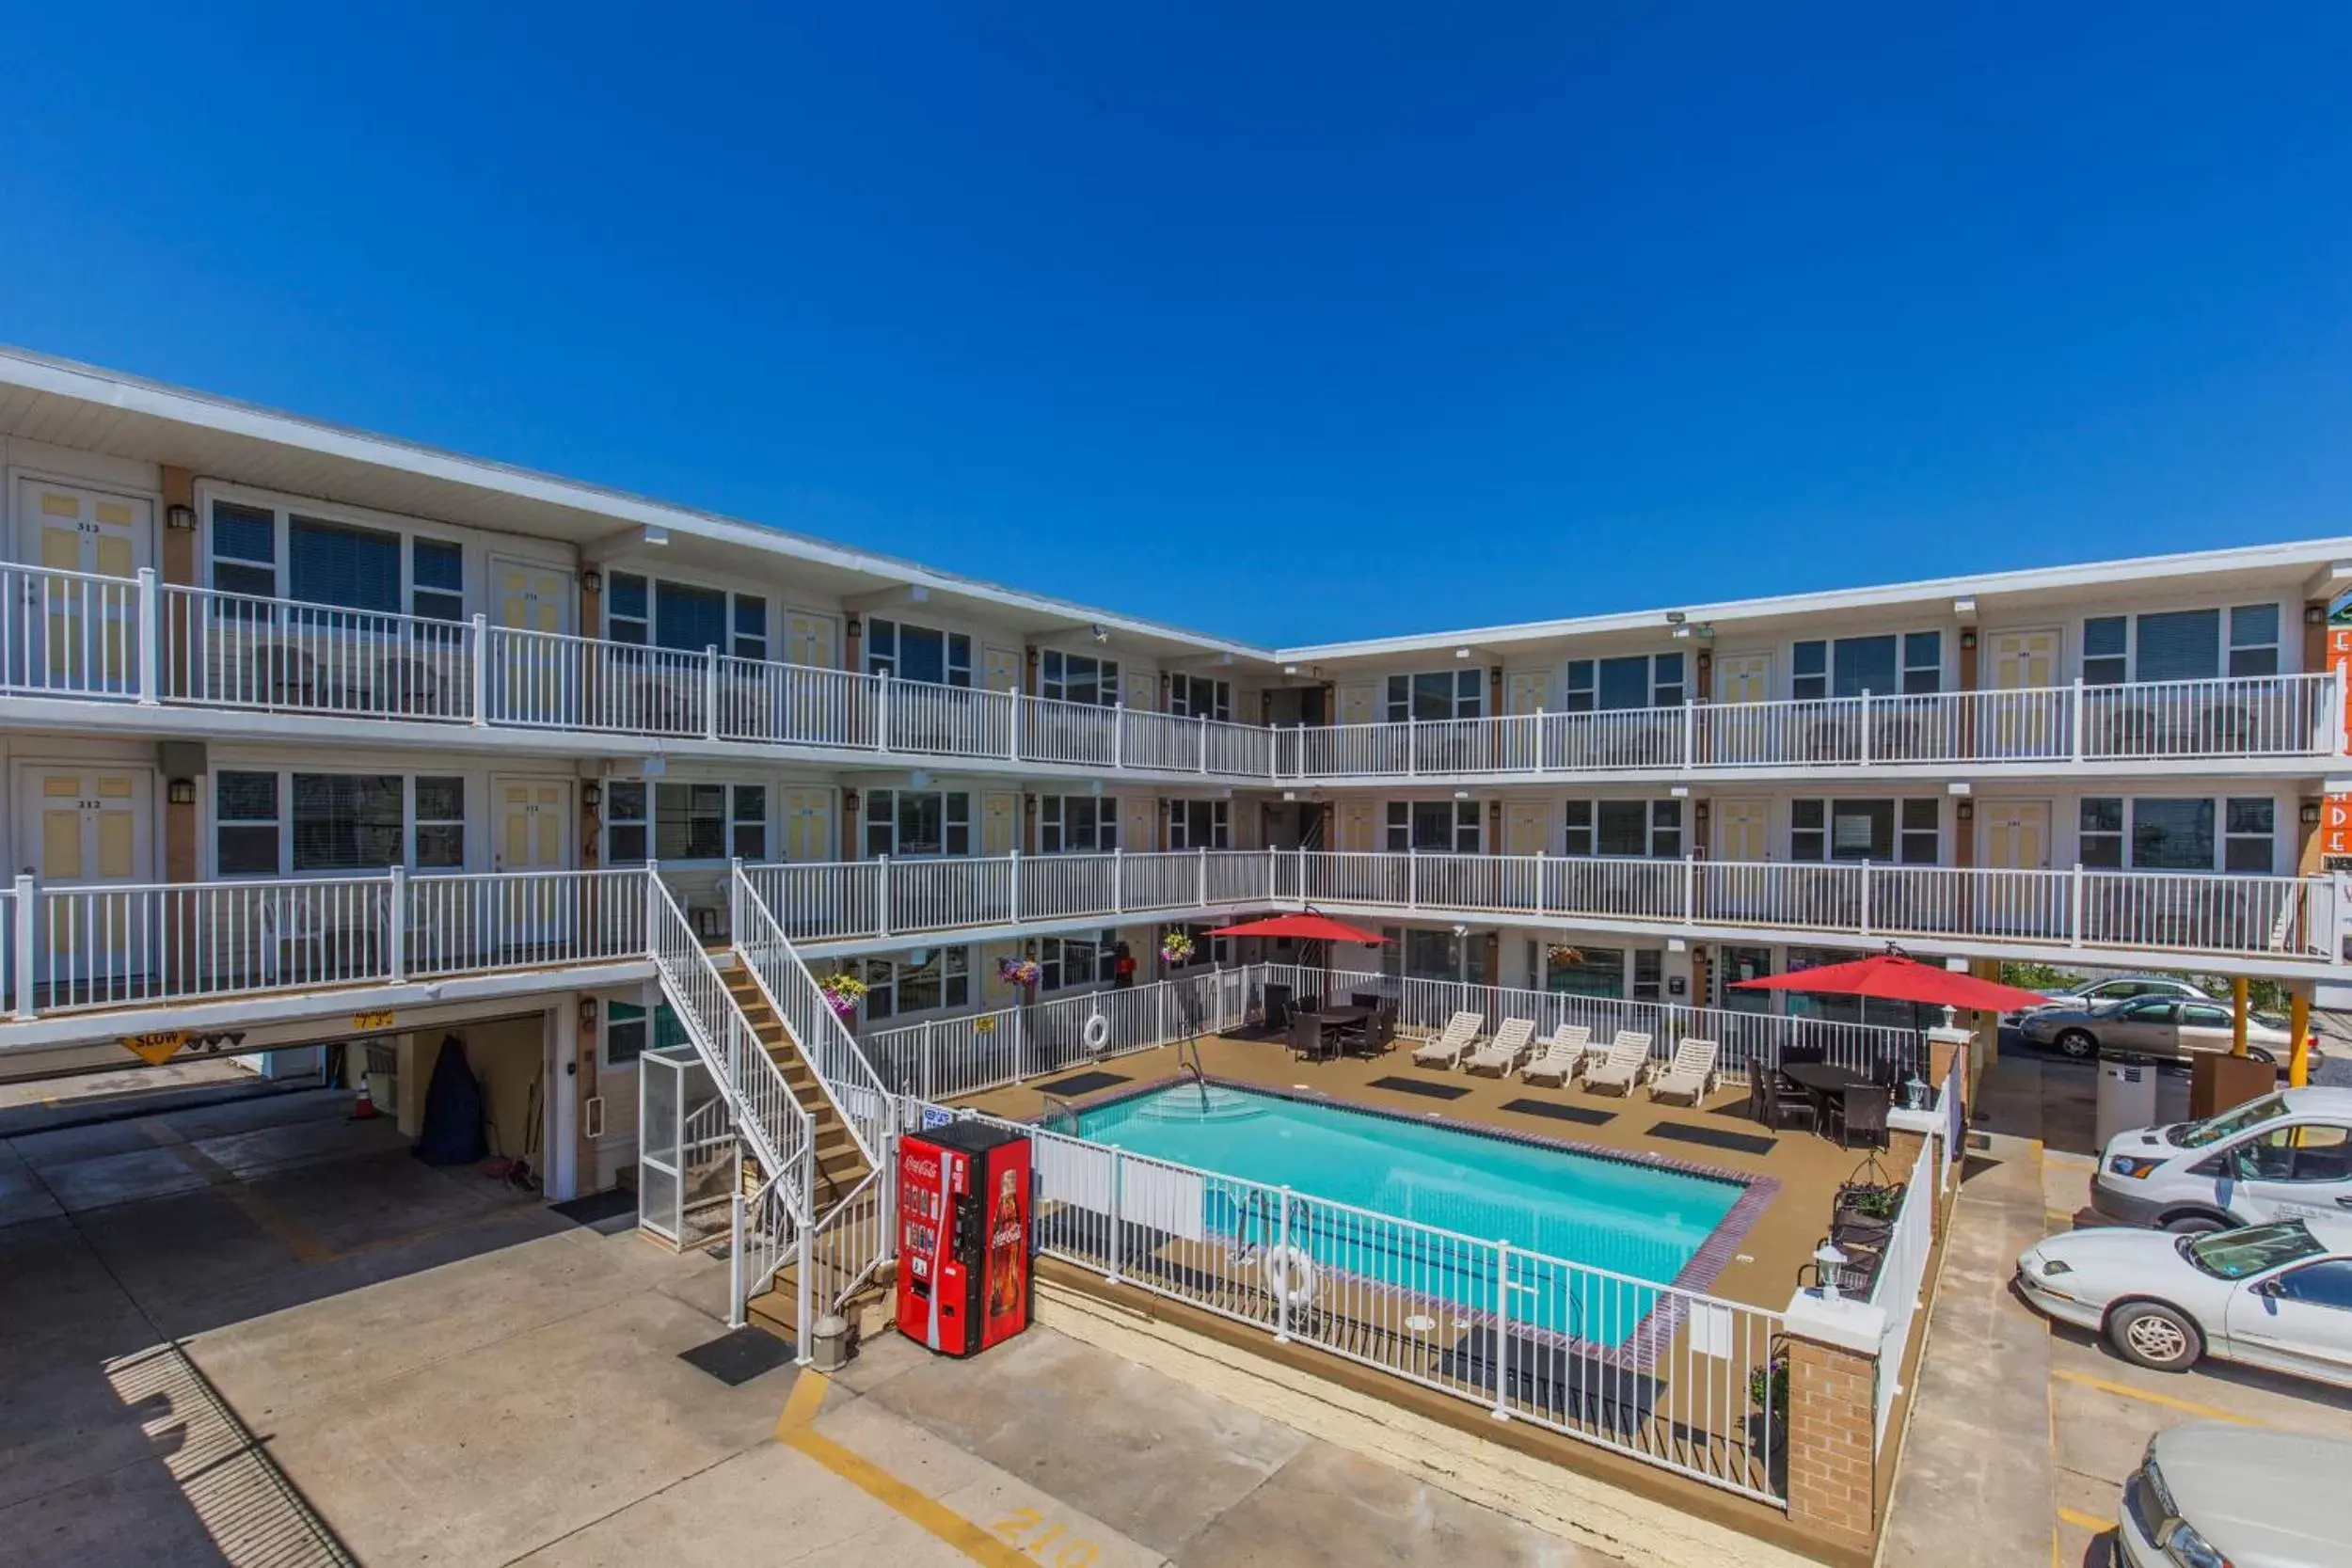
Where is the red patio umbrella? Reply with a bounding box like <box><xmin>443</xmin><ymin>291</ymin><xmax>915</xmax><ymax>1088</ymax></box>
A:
<box><xmin>1730</xmin><ymin>949</ymin><xmax>2042</xmax><ymax>1013</ymax></box>
<box><xmin>1206</xmin><ymin>912</ymin><xmax>1391</xmax><ymax>945</ymax></box>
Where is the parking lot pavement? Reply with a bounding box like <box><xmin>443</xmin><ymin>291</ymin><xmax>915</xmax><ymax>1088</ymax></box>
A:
<box><xmin>3</xmin><ymin>1084</ymin><xmax>1610</xmax><ymax>1567</ymax></box>
<box><xmin>2040</xmin><ymin>1153</ymin><xmax>2352</xmax><ymax>1566</ymax></box>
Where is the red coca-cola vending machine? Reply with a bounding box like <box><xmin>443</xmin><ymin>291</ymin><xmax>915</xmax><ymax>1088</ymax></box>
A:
<box><xmin>895</xmin><ymin>1120</ymin><xmax>1032</xmax><ymax>1357</ymax></box>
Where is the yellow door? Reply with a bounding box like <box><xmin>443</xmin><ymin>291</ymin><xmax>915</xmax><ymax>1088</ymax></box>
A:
<box><xmin>22</xmin><ymin>768</ymin><xmax>151</xmax><ymax>989</ymax></box>
<box><xmin>497</xmin><ymin>780</ymin><xmax>568</xmax><ymax>872</ymax></box>
<box><xmin>785</xmin><ymin>612</ymin><xmax>837</xmax><ymax>669</ymax></box>
<box><xmin>1987</xmin><ymin>629</ymin><xmax>2061</xmax><ymax>753</ymax></box>
<box><xmin>1715</xmin><ymin>654</ymin><xmax>1771</xmax><ymax>705</ymax></box>
<box><xmin>1716</xmin><ymin>799</ymin><xmax>1769</xmax><ymax>861</ymax></box>
<box><xmin>1123</xmin><ymin>671</ymin><xmax>1155</xmax><ymax>712</ymax></box>
<box><xmin>495</xmin><ymin>560</ymin><xmax>569</xmax><ymax>634</ymax></box>
<box><xmin>1338</xmin><ymin>683</ymin><xmax>1376</xmax><ymax>726</ymax></box>
<box><xmin>18</xmin><ymin>481</ymin><xmax>151</xmax><ymax>692</ymax></box>
<box><xmin>1504</xmin><ymin>671</ymin><xmax>1549</xmax><ymax>716</ymax></box>
<box><xmin>1504</xmin><ymin>801</ymin><xmax>1549</xmax><ymax>856</ymax></box>
<box><xmin>1980</xmin><ymin>800</ymin><xmax>2051</xmax><ymax>933</ymax></box>
<box><xmin>782</xmin><ymin>789</ymin><xmax>834</xmax><ymax>862</ymax></box>
<box><xmin>1336</xmin><ymin>800</ymin><xmax>1376</xmax><ymax>852</ymax></box>
<box><xmin>494</xmin><ymin>559</ymin><xmax>572</xmax><ymax>722</ymax></box>
<box><xmin>979</xmin><ymin>791</ymin><xmax>1021</xmax><ymax>857</ymax></box>
<box><xmin>1121</xmin><ymin>795</ymin><xmax>1156</xmax><ymax>853</ymax></box>
<box><xmin>982</xmin><ymin>645</ymin><xmax>1023</xmax><ymax>694</ymax></box>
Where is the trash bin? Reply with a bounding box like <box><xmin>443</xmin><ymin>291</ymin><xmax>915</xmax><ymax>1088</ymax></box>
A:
<box><xmin>2095</xmin><ymin>1050</ymin><xmax>2161</xmax><ymax>1150</ymax></box>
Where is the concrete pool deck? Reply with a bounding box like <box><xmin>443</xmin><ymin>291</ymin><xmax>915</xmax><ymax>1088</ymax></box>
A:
<box><xmin>953</xmin><ymin>1031</ymin><xmax>1927</xmax><ymax>1318</ymax></box>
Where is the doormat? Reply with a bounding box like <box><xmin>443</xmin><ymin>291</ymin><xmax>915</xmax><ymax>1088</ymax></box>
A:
<box><xmin>1367</xmin><ymin>1075</ymin><xmax>1471</xmax><ymax>1101</ymax></box>
<box><xmin>1038</xmin><ymin>1069</ymin><xmax>1132</xmax><ymax>1098</ymax></box>
<box><xmin>1645</xmin><ymin>1120</ymin><xmax>1776</xmax><ymax>1157</ymax></box>
<box><xmin>679</xmin><ymin>1325</ymin><xmax>794</xmax><ymax>1386</ymax></box>
<box><xmin>548</xmin><ymin>1189</ymin><xmax>638</xmax><ymax>1231</ymax></box>
<box><xmin>1499</xmin><ymin>1098</ymin><xmax>1616</xmax><ymax>1127</ymax></box>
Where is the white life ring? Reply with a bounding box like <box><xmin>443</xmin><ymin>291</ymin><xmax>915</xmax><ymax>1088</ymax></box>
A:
<box><xmin>1262</xmin><ymin>1243</ymin><xmax>1316</xmax><ymax>1309</ymax></box>
<box><xmin>1082</xmin><ymin>1012</ymin><xmax>1111</xmax><ymax>1054</ymax></box>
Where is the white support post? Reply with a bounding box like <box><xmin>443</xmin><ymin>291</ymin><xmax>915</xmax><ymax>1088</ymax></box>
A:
<box><xmin>2070</xmin><ymin>862</ymin><xmax>2086</xmax><ymax>948</ymax></box>
<box><xmin>795</xmin><ymin>1140</ymin><xmax>816</xmax><ymax>1364</ymax></box>
<box><xmin>1679</xmin><ymin>697</ymin><xmax>1692</xmax><ymax>768</ymax></box>
<box><xmin>1274</xmin><ymin>1188</ymin><xmax>1293</xmax><ymax>1343</ymax></box>
<box><xmin>1492</xmin><ymin>1241</ymin><xmax>1513</xmax><ymax>1419</ymax></box>
<box><xmin>1408</xmin><ymin>847</ymin><xmax>1419</xmax><ymax>911</ymax></box>
<box><xmin>1198</xmin><ymin>713</ymin><xmax>1209</xmax><ymax>774</ymax></box>
<box><xmin>1112</xmin><ymin>846</ymin><xmax>1125</xmax><ymax>917</ymax></box>
<box><xmin>1198</xmin><ymin>846</ymin><xmax>1209</xmax><ymax>909</ymax></box>
<box><xmin>387</xmin><ymin>865</ymin><xmax>407</xmax><ymax>982</ymax></box>
<box><xmin>1112</xmin><ymin>700</ymin><xmax>1124</xmax><ymax>769</ymax></box>
<box><xmin>1407</xmin><ymin>717</ymin><xmax>1418</xmax><ymax>777</ymax></box>
<box><xmin>1009</xmin><ymin>849</ymin><xmax>1023</xmax><ymax>922</ymax></box>
<box><xmin>1013</xmin><ymin>1005</ymin><xmax>1027</xmax><ymax>1084</ymax></box>
<box><xmin>135</xmin><ymin>567</ymin><xmax>161</xmax><ymax>705</ymax></box>
<box><xmin>2070</xmin><ymin>676</ymin><xmax>2086</xmax><ymax>762</ymax></box>
<box><xmin>877</xmin><ymin>668</ymin><xmax>894</xmax><ymax>753</ymax></box>
<box><xmin>1009</xmin><ymin>686</ymin><xmax>1023</xmax><ymax>760</ymax></box>
<box><xmin>1106</xmin><ymin>1148</ymin><xmax>1124</xmax><ymax>1284</ymax></box>
<box><xmin>644</xmin><ymin>855</ymin><xmax>661</xmax><ymax>957</ymax></box>
<box><xmin>12</xmin><ymin>872</ymin><xmax>36</xmax><ymax>1021</ymax></box>
<box><xmin>1859</xmin><ymin>860</ymin><xmax>1873</xmax><ymax>939</ymax></box>
<box><xmin>1682</xmin><ymin>853</ymin><xmax>1695</xmax><ymax>924</ymax></box>
<box><xmin>1155</xmin><ymin>981</ymin><xmax>1167</xmax><ymax>1043</ymax></box>
<box><xmin>727</xmin><ymin>1192</ymin><xmax>747</xmax><ymax>1329</ymax></box>
<box><xmin>470</xmin><ymin>614</ymin><xmax>490</xmax><ymax>726</ymax></box>
<box><xmin>921</xmin><ymin>1019</ymin><xmax>935</xmax><ymax>1101</ymax></box>
<box><xmin>704</xmin><ymin>646</ymin><xmax>720</xmax><ymax>740</ymax></box>
<box><xmin>877</xmin><ymin>853</ymin><xmax>892</xmax><ymax>939</ymax></box>
<box><xmin>1859</xmin><ymin>690</ymin><xmax>1872</xmax><ymax>766</ymax></box>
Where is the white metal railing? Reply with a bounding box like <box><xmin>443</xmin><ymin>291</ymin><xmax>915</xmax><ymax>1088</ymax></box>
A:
<box><xmin>647</xmin><ymin>877</ymin><xmax>813</xmax><ymax>1224</ymax></box>
<box><xmin>404</xmin><ymin>868</ymin><xmax>648</xmax><ymax>977</ymax></box>
<box><xmin>728</xmin><ymin>1164</ymin><xmax>810</xmax><ymax>1339</ymax></box>
<box><xmin>731</xmin><ymin>847</ymin><xmax>2344</xmax><ymax>966</ymax></box>
<box><xmin>1869</xmin><ymin>1134</ymin><xmax>1940</xmax><ymax>1444</ymax></box>
<box><xmin>860</xmin><ymin>969</ymin><xmax>1247</xmax><ymax>1101</ymax></box>
<box><xmin>919</xmin><ymin>1100</ymin><xmax>1785</xmax><ymax>1504</ymax></box>
<box><xmin>14</xmin><ymin>568</ymin><xmax>2340</xmax><ymax>779</ymax></box>
<box><xmin>730</xmin><ymin>865</ymin><xmax>894</xmax><ymax>1165</ymax></box>
<box><xmin>807</xmin><ymin>1164</ymin><xmax>893</xmax><ymax>1313</ymax></box>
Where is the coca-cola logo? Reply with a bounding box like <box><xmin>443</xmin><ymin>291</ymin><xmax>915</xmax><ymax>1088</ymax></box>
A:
<box><xmin>902</xmin><ymin>1154</ymin><xmax>939</xmax><ymax>1182</ymax></box>
<box><xmin>992</xmin><ymin>1222</ymin><xmax>1024</xmax><ymax>1247</ymax></box>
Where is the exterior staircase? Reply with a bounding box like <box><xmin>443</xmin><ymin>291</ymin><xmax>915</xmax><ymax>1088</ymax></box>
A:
<box><xmin>721</xmin><ymin>958</ymin><xmax>869</xmax><ymax>1212</ymax></box>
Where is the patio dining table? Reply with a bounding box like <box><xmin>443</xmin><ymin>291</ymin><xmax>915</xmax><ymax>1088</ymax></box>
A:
<box><xmin>1780</xmin><ymin>1061</ymin><xmax>1878</xmax><ymax>1146</ymax></box>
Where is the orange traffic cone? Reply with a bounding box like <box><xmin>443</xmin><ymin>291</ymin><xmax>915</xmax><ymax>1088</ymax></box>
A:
<box><xmin>351</xmin><ymin>1079</ymin><xmax>380</xmax><ymax>1120</ymax></box>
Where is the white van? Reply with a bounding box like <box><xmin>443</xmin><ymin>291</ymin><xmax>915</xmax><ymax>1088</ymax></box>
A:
<box><xmin>2092</xmin><ymin>1087</ymin><xmax>2352</xmax><ymax>1234</ymax></box>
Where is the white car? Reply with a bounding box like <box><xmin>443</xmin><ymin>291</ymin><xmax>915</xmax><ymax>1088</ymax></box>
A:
<box><xmin>2093</xmin><ymin>1087</ymin><xmax>2352</xmax><ymax>1233</ymax></box>
<box><xmin>2017</xmin><ymin>1219</ymin><xmax>2352</xmax><ymax>1386</ymax></box>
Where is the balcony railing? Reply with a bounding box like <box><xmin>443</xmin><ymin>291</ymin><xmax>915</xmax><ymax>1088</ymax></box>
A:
<box><xmin>2</xmin><ymin>565</ymin><xmax>2339</xmax><ymax>779</ymax></box>
<box><xmin>0</xmin><ymin>849</ymin><xmax>2340</xmax><ymax>1025</ymax></box>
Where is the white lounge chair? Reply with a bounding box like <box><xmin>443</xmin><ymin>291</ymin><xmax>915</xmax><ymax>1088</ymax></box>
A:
<box><xmin>1518</xmin><ymin>1024</ymin><xmax>1593</xmax><ymax>1087</ymax></box>
<box><xmin>1646</xmin><ymin>1037</ymin><xmax>1720</xmax><ymax>1106</ymax></box>
<box><xmin>1581</xmin><ymin>1030</ymin><xmax>1656</xmax><ymax>1097</ymax></box>
<box><xmin>1463</xmin><ymin>1018</ymin><xmax>1537</xmax><ymax>1078</ymax></box>
<box><xmin>1410</xmin><ymin>1011</ymin><xmax>1485</xmax><ymax>1069</ymax></box>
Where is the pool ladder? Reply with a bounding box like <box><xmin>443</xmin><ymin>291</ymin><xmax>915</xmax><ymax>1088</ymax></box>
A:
<box><xmin>1176</xmin><ymin>1037</ymin><xmax>1209</xmax><ymax>1110</ymax></box>
<box><xmin>1039</xmin><ymin>1092</ymin><xmax>1080</xmax><ymax>1135</ymax></box>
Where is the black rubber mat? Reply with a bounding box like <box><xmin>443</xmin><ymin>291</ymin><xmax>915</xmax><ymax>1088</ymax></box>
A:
<box><xmin>1499</xmin><ymin>1097</ymin><xmax>1617</xmax><ymax>1127</ymax></box>
<box><xmin>679</xmin><ymin>1325</ymin><xmax>794</xmax><ymax>1386</ymax></box>
<box><xmin>1038</xmin><ymin>1069</ymin><xmax>1132</xmax><ymax>1097</ymax></box>
<box><xmin>1367</xmin><ymin>1075</ymin><xmax>1471</xmax><ymax>1101</ymax></box>
<box><xmin>1645</xmin><ymin>1120</ymin><xmax>1776</xmax><ymax>1156</ymax></box>
<box><xmin>548</xmin><ymin>1188</ymin><xmax>637</xmax><ymax>1227</ymax></box>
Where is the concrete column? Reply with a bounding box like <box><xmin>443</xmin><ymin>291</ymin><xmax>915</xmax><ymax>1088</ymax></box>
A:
<box><xmin>160</xmin><ymin>467</ymin><xmax>198</xmax><ymax>586</ymax></box>
<box><xmin>548</xmin><ymin>1002</ymin><xmax>580</xmax><ymax>1201</ymax></box>
<box><xmin>2232</xmin><ymin>976</ymin><xmax>2250</xmax><ymax>1056</ymax></box>
<box><xmin>1783</xmin><ymin>1292</ymin><xmax>1889</xmax><ymax>1560</ymax></box>
<box><xmin>2306</xmin><ymin>599</ymin><xmax>2331</xmax><ymax>674</ymax></box>
<box><xmin>2290</xmin><ymin>986</ymin><xmax>2314</xmax><ymax>1087</ymax></box>
<box><xmin>1968</xmin><ymin>959</ymin><xmax>2002</xmax><ymax>1080</ymax></box>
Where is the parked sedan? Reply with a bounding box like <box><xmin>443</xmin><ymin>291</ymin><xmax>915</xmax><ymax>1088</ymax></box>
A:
<box><xmin>2017</xmin><ymin>992</ymin><xmax>2298</xmax><ymax>1065</ymax></box>
<box><xmin>2016</xmin><ymin>1219</ymin><xmax>2352</xmax><ymax>1385</ymax></box>
<box><xmin>2116</xmin><ymin>1424</ymin><xmax>2352</xmax><ymax>1567</ymax></box>
<box><xmin>2002</xmin><ymin>973</ymin><xmax>2216</xmax><ymax>1025</ymax></box>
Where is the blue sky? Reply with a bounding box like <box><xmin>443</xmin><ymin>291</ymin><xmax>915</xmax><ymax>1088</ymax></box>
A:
<box><xmin>3</xmin><ymin>4</ymin><xmax>2349</xmax><ymax>646</ymax></box>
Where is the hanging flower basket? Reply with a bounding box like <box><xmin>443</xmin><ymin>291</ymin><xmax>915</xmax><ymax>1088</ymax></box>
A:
<box><xmin>818</xmin><ymin>972</ymin><xmax>866</xmax><ymax>1022</ymax></box>
<box><xmin>1547</xmin><ymin>943</ymin><xmax>1585</xmax><ymax>966</ymax></box>
<box><xmin>1160</xmin><ymin>930</ymin><xmax>1196</xmax><ymax>966</ymax></box>
<box><xmin>998</xmin><ymin>956</ymin><xmax>1041</xmax><ymax>990</ymax></box>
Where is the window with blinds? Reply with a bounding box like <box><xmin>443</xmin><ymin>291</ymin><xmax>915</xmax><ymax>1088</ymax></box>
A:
<box><xmin>289</xmin><ymin>517</ymin><xmax>402</xmax><ymax>614</ymax></box>
<box><xmin>292</xmin><ymin>774</ymin><xmax>404</xmax><ymax>871</ymax></box>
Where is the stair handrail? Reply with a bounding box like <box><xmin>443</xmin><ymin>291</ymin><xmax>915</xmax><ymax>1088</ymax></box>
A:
<box><xmin>729</xmin><ymin>863</ymin><xmax>895</xmax><ymax>1166</ymax></box>
<box><xmin>647</xmin><ymin>875</ymin><xmax>812</xmax><ymax>1224</ymax></box>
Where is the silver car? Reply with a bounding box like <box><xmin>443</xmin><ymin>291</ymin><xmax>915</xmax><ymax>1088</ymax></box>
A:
<box><xmin>2010</xmin><ymin>974</ymin><xmax>2218</xmax><ymax>1024</ymax></box>
<box><xmin>2117</xmin><ymin>1423</ymin><xmax>2352</xmax><ymax>1566</ymax></box>
<box><xmin>2018</xmin><ymin>992</ymin><xmax>2296</xmax><ymax>1066</ymax></box>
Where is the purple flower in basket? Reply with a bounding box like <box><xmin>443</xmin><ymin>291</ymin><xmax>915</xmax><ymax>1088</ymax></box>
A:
<box><xmin>818</xmin><ymin>972</ymin><xmax>866</xmax><ymax>1021</ymax></box>
<box><xmin>999</xmin><ymin>956</ymin><xmax>1041</xmax><ymax>989</ymax></box>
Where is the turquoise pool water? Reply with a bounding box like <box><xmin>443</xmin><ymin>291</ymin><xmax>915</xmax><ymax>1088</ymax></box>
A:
<box><xmin>1073</xmin><ymin>1085</ymin><xmax>1745</xmax><ymax>1339</ymax></box>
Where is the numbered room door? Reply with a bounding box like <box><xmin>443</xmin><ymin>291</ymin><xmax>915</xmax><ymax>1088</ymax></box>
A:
<box><xmin>14</xmin><ymin>480</ymin><xmax>152</xmax><ymax>695</ymax></box>
<box><xmin>1504</xmin><ymin>801</ymin><xmax>1549</xmax><ymax>856</ymax></box>
<box><xmin>780</xmin><ymin>613</ymin><xmax>843</xmax><ymax>742</ymax></box>
<box><xmin>493</xmin><ymin>778</ymin><xmax>570</xmax><ymax>953</ymax></box>
<box><xmin>786</xmin><ymin>612</ymin><xmax>837</xmax><ymax>670</ymax></box>
<box><xmin>980</xmin><ymin>792</ymin><xmax>1021</xmax><ymax>857</ymax></box>
<box><xmin>1338</xmin><ymin>683</ymin><xmax>1375</xmax><ymax>727</ymax></box>
<box><xmin>1980</xmin><ymin>800</ymin><xmax>2052</xmax><ymax>935</ymax></box>
<box><xmin>782</xmin><ymin>789</ymin><xmax>834</xmax><ymax>863</ymax></box>
<box><xmin>1987</xmin><ymin>630</ymin><xmax>2061</xmax><ymax>756</ymax></box>
<box><xmin>20</xmin><ymin>767</ymin><xmax>152</xmax><ymax>995</ymax></box>
<box><xmin>982</xmin><ymin>645</ymin><xmax>1023</xmax><ymax>694</ymax></box>
<box><xmin>1121</xmin><ymin>796</ymin><xmax>1156</xmax><ymax>856</ymax></box>
<box><xmin>492</xmin><ymin>559</ymin><xmax>573</xmax><ymax>724</ymax></box>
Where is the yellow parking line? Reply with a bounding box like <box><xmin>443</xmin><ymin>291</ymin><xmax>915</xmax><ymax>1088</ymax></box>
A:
<box><xmin>2050</xmin><ymin>1367</ymin><xmax>2262</xmax><ymax>1425</ymax></box>
<box><xmin>774</xmin><ymin>1370</ymin><xmax>1035</xmax><ymax>1568</ymax></box>
<box><xmin>2058</xmin><ymin>1506</ymin><xmax>2116</xmax><ymax>1534</ymax></box>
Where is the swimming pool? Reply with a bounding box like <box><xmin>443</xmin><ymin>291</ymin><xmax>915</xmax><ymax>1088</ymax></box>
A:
<box><xmin>1068</xmin><ymin>1083</ymin><xmax>1750</xmax><ymax>1340</ymax></box>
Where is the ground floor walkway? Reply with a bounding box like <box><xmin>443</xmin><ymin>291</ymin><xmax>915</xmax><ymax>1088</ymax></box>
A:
<box><xmin>1</xmin><ymin>1081</ymin><xmax>1614</xmax><ymax>1566</ymax></box>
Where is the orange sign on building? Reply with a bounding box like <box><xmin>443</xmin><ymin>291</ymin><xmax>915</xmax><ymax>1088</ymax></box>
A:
<box><xmin>2327</xmin><ymin>629</ymin><xmax>2352</xmax><ymax>863</ymax></box>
